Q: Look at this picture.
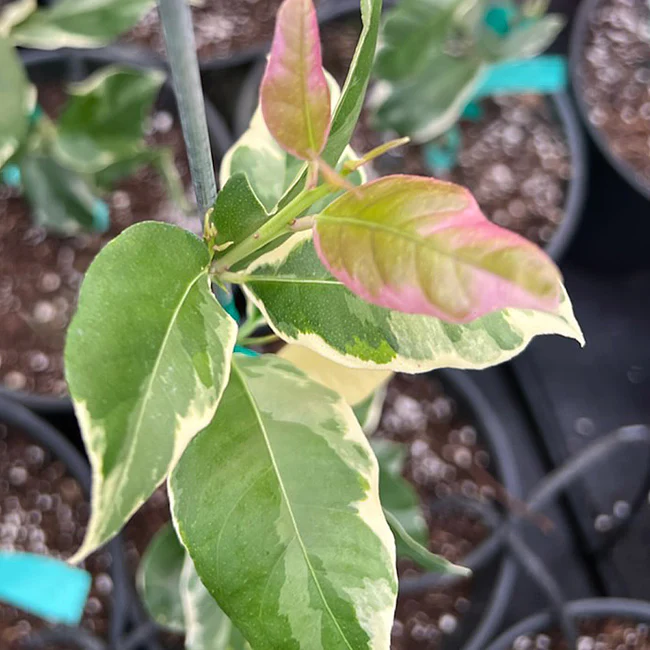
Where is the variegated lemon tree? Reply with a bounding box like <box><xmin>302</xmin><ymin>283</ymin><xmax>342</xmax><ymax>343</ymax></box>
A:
<box><xmin>65</xmin><ymin>0</ymin><xmax>583</xmax><ymax>647</ymax></box>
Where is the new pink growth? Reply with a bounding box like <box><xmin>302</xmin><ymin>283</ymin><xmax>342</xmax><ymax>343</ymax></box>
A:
<box><xmin>260</xmin><ymin>0</ymin><xmax>331</xmax><ymax>160</ymax></box>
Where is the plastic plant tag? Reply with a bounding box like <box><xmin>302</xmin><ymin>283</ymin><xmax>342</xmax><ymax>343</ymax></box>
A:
<box><xmin>473</xmin><ymin>55</ymin><xmax>568</xmax><ymax>98</ymax></box>
<box><xmin>0</xmin><ymin>552</ymin><xmax>91</xmax><ymax>625</ymax></box>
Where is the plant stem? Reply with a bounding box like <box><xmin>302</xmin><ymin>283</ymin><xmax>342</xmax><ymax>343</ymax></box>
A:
<box><xmin>211</xmin><ymin>184</ymin><xmax>331</xmax><ymax>274</ymax></box>
<box><xmin>238</xmin><ymin>334</ymin><xmax>279</xmax><ymax>347</ymax></box>
<box><xmin>157</xmin><ymin>0</ymin><xmax>216</xmax><ymax>217</ymax></box>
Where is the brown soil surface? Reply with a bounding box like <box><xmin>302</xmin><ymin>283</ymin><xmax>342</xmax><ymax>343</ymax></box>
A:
<box><xmin>0</xmin><ymin>424</ymin><xmax>114</xmax><ymax>648</ymax></box>
<box><xmin>0</xmin><ymin>83</ymin><xmax>196</xmax><ymax>398</ymax></box>
<box><xmin>577</xmin><ymin>0</ymin><xmax>650</xmax><ymax>190</ymax></box>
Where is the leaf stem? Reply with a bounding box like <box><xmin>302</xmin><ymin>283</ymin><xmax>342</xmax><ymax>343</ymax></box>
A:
<box><xmin>238</xmin><ymin>333</ymin><xmax>279</xmax><ymax>347</ymax></box>
<box><xmin>157</xmin><ymin>0</ymin><xmax>216</xmax><ymax>217</ymax></box>
<box><xmin>211</xmin><ymin>183</ymin><xmax>331</xmax><ymax>274</ymax></box>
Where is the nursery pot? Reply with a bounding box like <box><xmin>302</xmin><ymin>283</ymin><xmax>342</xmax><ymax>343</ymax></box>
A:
<box><xmin>567</xmin><ymin>0</ymin><xmax>650</xmax><ymax>270</ymax></box>
<box><xmin>485</xmin><ymin>598</ymin><xmax>650</xmax><ymax>650</ymax></box>
<box><xmin>0</xmin><ymin>395</ymin><xmax>129</xmax><ymax>648</ymax></box>
<box><xmin>0</xmin><ymin>48</ymin><xmax>232</xmax><ymax>417</ymax></box>
<box><xmin>235</xmin><ymin>55</ymin><xmax>587</xmax><ymax>264</ymax></box>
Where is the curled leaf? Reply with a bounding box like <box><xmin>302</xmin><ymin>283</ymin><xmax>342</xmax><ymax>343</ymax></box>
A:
<box><xmin>260</xmin><ymin>0</ymin><xmax>331</xmax><ymax>160</ymax></box>
<box><xmin>314</xmin><ymin>175</ymin><xmax>562</xmax><ymax>323</ymax></box>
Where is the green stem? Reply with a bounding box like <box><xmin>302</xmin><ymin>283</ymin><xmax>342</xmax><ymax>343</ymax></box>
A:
<box><xmin>236</xmin><ymin>313</ymin><xmax>266</xmax><ymax>340</ymax></box>
<box><xmin>157</xmin><ymin>0</ymin><xmax>216</xmax><ymax>217</ymax></box>
<box><xmin>238</xmin><ymin>333</ymin><xmax>279</xmax><ymax>347</ymax></box>
<box><xmin>211</xmin><ymin>184</ymin><xmax>331</xmax><ymax>274</ymax></box>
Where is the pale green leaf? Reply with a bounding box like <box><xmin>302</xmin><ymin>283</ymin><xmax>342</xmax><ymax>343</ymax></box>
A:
<box><xmin>137</xmin><ymin>524</ymin><xmax>185</xmax><ymax>632</ymax></box>
<box><xmin>241</xmin><ymin>232</ymin><xmax>584</xmax><ymax>372</ymax></box>
<box><xmin>0</xmin><ymin>36</ymin><xmax>30</xmax><ymax>168</ymax></box>
<box><xmin>0</xmin><ymin>0</ymin><xmax>37</xmax><ymax>36</ymax></box>
<box><xmin>11</xmin><ymin>0</ymin><xmax>155</xmax><ymax>49</ymax></box>
<box><xmin>170</xmin><ymin>354</ymin><xmax>397</xmax><ymax>650</ymax></box>
<box><xmin>21</xmin><ymin>154</ymin><xmax>103</xmax><ymax>235</ymax></box>
<box><xmin>54</xmin><ymin>65</ymin><xmax>165</xmax><ymax>173</ymax></box>
<box><xmin>496</xmin><ymin>15</ymin><xmax>566</xmax><ymax>60</ymax></box>
<box><xmin>353</xmin><ymin>386</ymin><xmax>387</xmax><ymax>434</ymax></box>
<box><xmin>277</xmin><ymin>344</ymin><xmax>391</xmax><ymax>407</ymax></box>
<box><xmin>66</xmin><ymin>222</ymin><xmax>237</xmax><ymax>562</ymax></box>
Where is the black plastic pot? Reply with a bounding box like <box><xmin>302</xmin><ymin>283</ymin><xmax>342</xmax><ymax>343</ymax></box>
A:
<box><xmin>569</xmin><ymin>0</ymin><xmax>650</xmax><ymax>202</ymax></box>
<box><xmin>0</xmin><ymin>48</ymin><xmax>232</xmax><ymax>417</ymax></box>
<box><xmin>234</xmin><ymin>53</ymin><xmax>587</xmax><ymax>264</ymax></box>
<box><xmin>485</xmin><ymin>598</ymin><xmax>650</xmax><ymax>650</ymax></box>
<box><xmin>0</xmin><ymin>395</ymin><xmax>129</xmax><ymax>648</ymax></box>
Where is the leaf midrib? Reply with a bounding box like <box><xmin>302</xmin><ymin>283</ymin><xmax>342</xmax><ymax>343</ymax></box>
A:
<box><xmin>110</xmin><ymin>269</ymin><xmax>208</xmax><ymax>515</ymax></box>
<box><xmin>232</xmin><ymin>361</ymin><xmax>355</xmax><ymax>650</ymax></box>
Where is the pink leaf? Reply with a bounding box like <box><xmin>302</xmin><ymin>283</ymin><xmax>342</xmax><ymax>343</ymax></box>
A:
<box><xmin>260</xmin><ymin>0</ymin><xmax>331</xmax><ymax>160</ymax></box>
<box><xmin>313</xmin><ymin>175</ymin><xmax>562</xmax><ymax>323</ymax></box>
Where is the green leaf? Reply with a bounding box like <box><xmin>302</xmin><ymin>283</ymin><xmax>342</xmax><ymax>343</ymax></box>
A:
<box><xmin>496</xmin><ymin>15</ymin><xmax>565</xmax><ymax>60</ymax></box>
<box><xmin>321</xmin><ymin>0</ymin><xmax>383</xmax><ymax>168</ymax></box>
<box><xmin>180</xmin><ymin>553</ymin><xmax>251</xmax><ymax>650</ymax></box>
<box><xmin>261</xmin><ymin>0</ymin><xmax>331</xmax><ymax>160</ymax></box>
<box><xmin>170</xmin><ymin>354</ymin><xmax>397</xmax><ymax>650</ymax></box>
<box><xmin>277</xmin><ymin>344</ymin><xmax>391</xmax><ymax>407</ymax></box>
<box><xmin>66</xmin><ymin>222</ymin><xmax>237</xmax><ymax>562</ymax></box>
<box><xmin>54</xmin><ymin>66</ymin><xmax>166</xmax><ymax>174</ymax></box>
<box><xmin>383</xmin><ymin>509</ymin><xmax>470</xmax><ymax>576</ymax></box>
<box><xmin>314</xmin><ymin>175</ymin><xmax>562</xmax><ymax>323</ymax></box>
<box><xmin>353</xmin><ymin>387</ymin><xmax>387</xmax><ymax>434</ymax></box>
<box><xmin>371</xmin><ymin>439</ymin><xmax>428</xmax><ymax>546</ymax></box>
<box><xmin>209</xmin><ymin>173</ymin><xmax>269</xmax><ymax>250</ymax></box>
<box><xmin>0</xmin><ymin>36</ymin><xmax>31</xmax><ymax>168</ymax></box>
<box><xmin>370</xmin><ymin>55</ymin><xmax>486</xmax><ymax>142</ymax></box>
<box><xmin>137</xmin><ymin>524</ymin><xmax>186</xmax><ymax>632</ymax></box>
<box><xmin>21</xmin><ymin>154</ymin><xmax>105</xmax><ymax>235</ymax></box>
<box><xmin>11</xmin><ymin>0</ymin><xmax>155</xmax><ymax>49</ymax></box>
<box><xmin>0</xmin><ymin>0</ymin><xmax>37</xmax><ymax>36</ymax></box>
<box><xmin>374</xmin><ymin>0</ymin><xmax>462</xmax><ymax>82</ymax></box>
<box><xmin>241</xmin><ymin>232</ymin><xmax>584</xmax><ymax>372</ymax></box>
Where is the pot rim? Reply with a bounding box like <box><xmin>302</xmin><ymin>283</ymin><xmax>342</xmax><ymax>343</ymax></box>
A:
<box><xmin>568</xmin><ymin>0</ymin><xmax>650</xmax><ymax>201</ymax></box>
<box><xmin>485</xmin><ymin>597</ymin><xmax>650</xmax><ymax>650</ymax></box>
<box><xmin>0</xmin><ymin>395</ymin><xmax>129</xmax><ymax>646</ymax></box>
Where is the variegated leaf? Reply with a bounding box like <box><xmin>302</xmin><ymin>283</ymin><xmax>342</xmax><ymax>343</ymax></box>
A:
<box><xmin>66</xmin><ymin>223</ymin><xmax>237</xmax><ymax>562</ymax></box>
<box><xmin>314</xmin><ymin>175</ymin><xmax>562</xmax><ymax>323</ymax></box>
<box><xmin>277</xmin><ymin>344</ymin><xmax>391</xmax><ymax>407</ymax></box>
<box><xmin>137</xmin><ymin>524</ymin><xmax>185</xmax><ymax>632</ymax></box>
<box><xmin>170</xmin><ymin>354</ymin><xmax>397</xmax><ymax>650</ymax></box>
<box><xmin>241</xmin><ymin>232</ymin><xmax>583</xmax><ymax>372</ymax></box>
<box><xmin>260</xmin><ymin>0</ymin><xmax>331</xmax><ymax>160</ymax></box>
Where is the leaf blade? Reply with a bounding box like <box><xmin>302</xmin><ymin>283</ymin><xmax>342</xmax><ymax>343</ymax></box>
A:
<box><xmin>66</xmin><ymin>222</ymin><xmax>237</xmax><ymax>561</ymax></box>
<box><xmin>242</xmin><ymin>232</ymin><xmax>583</xmax><ymax>372</ymax></box>
<box><xmin>314</xmin><ymin>175</ymin><xmax>562</xmax><ymax>323</ymax></box>
<box><xmin>170</xmin><ymin>355</ymin><xmax>397</xmax><ymax>650</ymax></box>
<box><xmin>260</xmin><ymin>0</ymin><xmax>331</xmax><ymax>160</ymax></box>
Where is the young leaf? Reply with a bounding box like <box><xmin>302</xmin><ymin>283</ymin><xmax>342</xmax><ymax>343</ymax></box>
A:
<box><xmin>66</xmin><ymin>222</ymin><xmax>237</xmax><ymax>562</ymax></box>
<box><xmin>54</xmin><ymin>66</ymin><xmax>166</xmax><ymax>173</ymax></box>
<box><xmin>241</xmin><ymin>232</ymin><xmax>584</xmax><ymax>372</ymax></box>
<box><xmin>321</xmin><ymin>0</ymin><xmax>382</xmax><ymax>168</ymax></box>
<box><xmin>496</xmin><ymin>15</ymin><xmax>566</xmax><ymax>60</ymax></box>
<box><xmin>372</xmin><ymin>439</ymin><xmax>428</xmax><ymax>547</ymax></box>
<box><xmin>170</xmin><ymin>355</ymin><xmax>397</xmax><ymax>650</ymax></box>
<box><xmin>11</xmin><ymin>0</ymin><xmax>155</xmax><ymax>49</ymax></box>
<box><xmin>21</xmin><ymin>155</ymin><xmax>107</xmax><ymax>235</ymax></box>
<box><xmin>314</xmin><ymin>175</ymin><xmax>562</xmax><ymax>323</ymax></box>
<box><xmin>0</xmin><ymin>36</ymin><xmax>30</xmax><ymax>168</ymax></box>
<box><xmin>277</xmin><ymin>344</ymin><xmax>391</xmax><ymax>407</ymax></box>
<box><xmin>260</xmin><ymin>0</ymin><xmax>331</xmax><ymax>160</ymax></box>
<box><xmin>0</xmin><ymin>0</ymin><xmax>37</xmax><ymax>36</ymax></box>
<box><xmin>209</xmin><ymin>173</ymin><xmax>269</xmax><ymax>251</ymax></box>
<box><xmin>353</xmin><ymin>387</ymin><xmax>387</xmax><ymax>434</ymax></box>
<box><xmin>180</xmin><ymin>553</ymin><xmax>250</xmax><ymax>650</ymax></box>
<box><xmin>137</xmin><ymin>524</ymin><xmax>186</xmax><ymax>632</ymax></box>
